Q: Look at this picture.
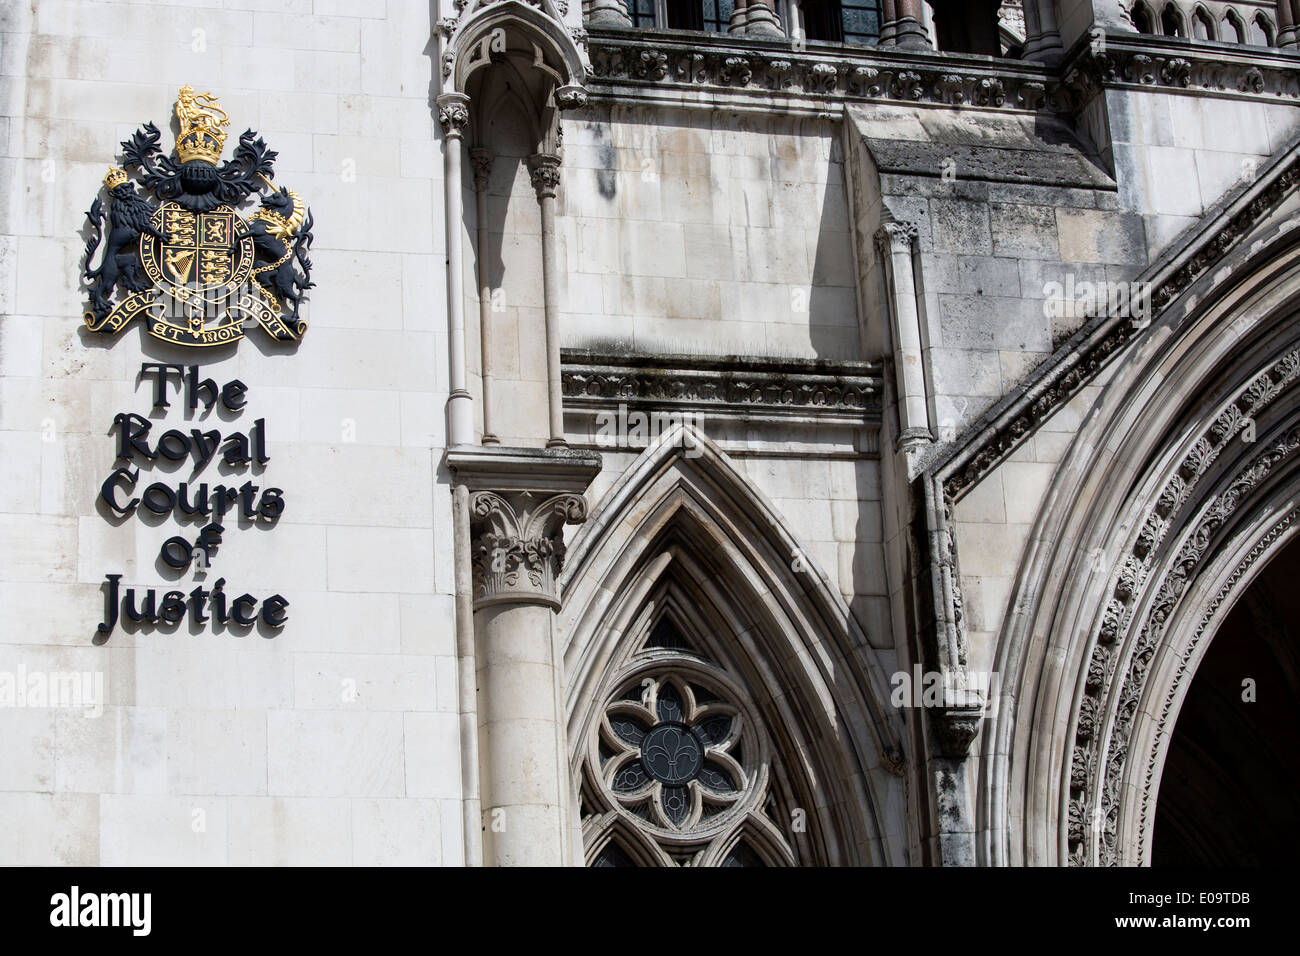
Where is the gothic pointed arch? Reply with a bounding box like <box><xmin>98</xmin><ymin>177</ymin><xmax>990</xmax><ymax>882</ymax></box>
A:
<box><xmin>559</xmin><ymin>426</ymin><xmax>908</xmax><ymax>866</ymax></box>
<box><xmin>440</xmin><ymin>0</ymin><xmax>587</xmax><ymax>105</ymax></box>
<box><xmin>975</xmin><ymin>150</ymin><xmax>1300</xmax><ymax>866</ymax></box>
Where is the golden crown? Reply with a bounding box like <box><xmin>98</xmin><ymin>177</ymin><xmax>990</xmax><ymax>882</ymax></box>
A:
<box><xmin>173</xmin><ymin>85</ymin><xmax>230</xmax><ymax>165</ymax></box>
<box><xmin>103</xmin><ymin>167</ymin><xmax>128</xmax><ymax>189</ymax></box>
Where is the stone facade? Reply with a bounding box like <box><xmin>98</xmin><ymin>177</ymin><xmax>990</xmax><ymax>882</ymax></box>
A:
<box><xmin>1</xmin><ymin>0</ymin><xmax>1298</xmax><ymax>866</ymax></box>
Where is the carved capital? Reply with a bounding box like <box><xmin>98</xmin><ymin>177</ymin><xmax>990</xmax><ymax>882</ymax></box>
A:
<box><xmin>874</xmin><ymin>220</ymin><xmax>918</xmax><ymax>259</ymax></box>
<box><xmin>470</xmin><ymin>148</ymin><xmax>493</xmax><ymax>192</ymax></box>
<box><xmin>469</xmin><ymin>490</ymin><xmax>588</xmax><ymax>610</ymax></box>
<box><xmin>528</xmin><ymin>152</ymin><xmax>562</xmax><ymax>198</ymax></box>
<box><xmin>436</xmin><ymin>92</ymin><xmax>471</xmax><ymax>139</ymax></box>
<box><xmin>935</xmin><ymin>707</ymin><xmax>983</xmax><ymax>758</ymax></box>
<box><xmin>555</xmin><ymin>84</ymin><xmax>590</xmax><ymax>110</ymax></box>
<box><xmin>446</xmin><ymin>444</ymin><xmax>603</xmax><ymax>612</ymax></box>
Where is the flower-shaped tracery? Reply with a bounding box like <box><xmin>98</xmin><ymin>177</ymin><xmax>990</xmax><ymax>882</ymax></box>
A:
<box><xmin>601</xmin><ymin>676</ymin><xmax>747</xmax><ymax>830</ymax></box>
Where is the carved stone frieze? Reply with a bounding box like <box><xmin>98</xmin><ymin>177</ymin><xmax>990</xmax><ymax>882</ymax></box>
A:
<box><xmin>561</xmin><ymin>350</ymin><xmax>882</xmax><ymax>421</ymax></box>
<box><xmin>584</xmin><ymin>31</ymin><xmax>1064</xmax><ymax>114</ymax></box>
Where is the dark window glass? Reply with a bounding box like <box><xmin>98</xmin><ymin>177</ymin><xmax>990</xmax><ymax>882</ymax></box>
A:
<box><xmin>702</xmin><ymin>0</ymin><xmax>734</xmax><ymax>32</ymax></box>
<box><xmin>666</xmin><ymin>0</ymin><xmax>703</xmax><ymax>30</ymax></box>
<box><xmin>628</xmin><ymin>0</ymin><xmax>657</xmax><ymax>28</ymax></box>
<box><xmin>803</xmin><ymin>0</ymin><xmax>880</xmax><ymax>46</ymax></box>
<box><xmin>1131</xmin><ymin>3</ymin><xmax>1154</xmax><ymax>34</ymax></box>
<box><xmin>840</xmin><ymin>1</ymin><xmax>880</xmax><ymax>45</ymax></box>
<box><xmin>1161</xmin><ymin>5</ymin><xmax>1185</xmax><ymax>37</ymax></box>
<box><xmin>721</xmin><ymin>841</ymin><xmax>767</xmax><ymax>867</ymax></box>
<box><xmin>593</xmin><ymin>842</ymin><xmax>638</xmax><ymax>867</ymax></box>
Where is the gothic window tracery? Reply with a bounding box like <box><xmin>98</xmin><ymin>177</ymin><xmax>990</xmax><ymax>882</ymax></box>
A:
<box><xmin>580</xmin><ymin>616</ymin><xmax>798</xmax><ymax>867</ymax></box>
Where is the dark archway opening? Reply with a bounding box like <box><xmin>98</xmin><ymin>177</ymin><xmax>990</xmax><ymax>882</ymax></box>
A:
<box><xmin>1153</xmin><ymin>536</ymin><xmax>1300</xmax><ymax>865</ymax></box>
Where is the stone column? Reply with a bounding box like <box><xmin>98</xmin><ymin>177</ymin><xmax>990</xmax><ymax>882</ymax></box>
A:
<box><xmin>891</xmin><ymin>0</ymin><xmax>932</xmax><ymax>50</ymax></box>
<box><xmin>586</xmin><ymin>0</ymin><xmax>633</xmax><ymax>27</ymax></box>
<box><xmin>875</xmin><ymin>221</ymin><xmax>933</xmax><ymax>452</ymax></box>
<box><xmin>1278</xmin><ymin>0</ymin><xmax>1297</xmax><ymax>48</ymax></box>
<box><xmin>729</xmin><ymin>0</ymin><xmax>749</xmax><ymax>35</ymax></box>
<box><xmin>447</xmin><ymin>446</ymin><xmax>602</xmax><ymax>867</ymax></box>
<box><xmin>1023</xmin><ymin>0</ymin><xmax>1065</xmax><ymax>64</ymax></box>
<box><xmin>879</xmin><ymin>0</ymin><xmax>898</xmax><ymax>45</ymax></box>
<box><xmin>437</xmin><ymin>92</ymin><xmax>475</xmax><ymax>448</ymax></box>
<box><xmin>744</xmin><ymin>0</ymin><xmax>784</xmax><ymax>35</ymax></box>
<box><xmin>471</xmin><ymin>148</ymin><xmax>499</xmax><ymax>445</ymax></box>
<box><xmin>528</xmin><ymin>153</ymin><xmax>567</xmax><ymax>449</ymax></box>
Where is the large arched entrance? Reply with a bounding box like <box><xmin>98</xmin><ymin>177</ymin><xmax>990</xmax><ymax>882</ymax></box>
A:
<box><xmin>1153</xmin><ymin>536</ymin><xmax>1300</xmax><ymax>865</ymax></box>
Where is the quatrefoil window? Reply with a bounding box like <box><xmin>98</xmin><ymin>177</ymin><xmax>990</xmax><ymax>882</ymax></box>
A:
<box><xmin>602</xmin><ymin>676</ymin><xmax>747</xmax><ymax>830</ymax></box>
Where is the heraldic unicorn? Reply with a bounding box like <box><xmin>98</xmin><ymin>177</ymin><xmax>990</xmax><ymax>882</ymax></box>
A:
<box><xmin>82</xmin><ymin>85</ymin><xmax>315</xmax><ymax>348</ymax></box>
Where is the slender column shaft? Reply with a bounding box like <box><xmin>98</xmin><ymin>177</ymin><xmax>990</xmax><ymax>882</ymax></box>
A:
<box><xmin>892</xmin><ymin>0</ymin><xmax>931</xmax><ymax>50</ymax></box>
<box><xmin>471</xmin><ymin>149</ymin><xmax>498</xmax><ymax>445</ymax></box>
<box><xmin>876</xmin><ymin>222</ymin><xmax>932</xmax><ymax>449</ymax></box>
<box><xmin>744</xmin><ymin>0</ymin><xmax>783</xmax><ymax>35</ymax></box>
<box><xmin>437</xmin><ymin>93</ymin><xmax>474</xmax><ymax>447</ymax></box>
<box><xmin>529</xmin><ymin>153</ymin><xmax>566</xmax><ymax>448</ymax></box>
<box><xmin>1278</xmin><ymin>0</ymin><xmax>1297</xmax><ymax>48</ymax></box>
<box><xmin>880</xmin><ymin>0</ymin><xmax>898</xmax><ymax>45</ymax></box>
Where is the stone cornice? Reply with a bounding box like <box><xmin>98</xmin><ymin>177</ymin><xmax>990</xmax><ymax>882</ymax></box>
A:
<box><xmin>561</xmin><ymin>349</ymin><xmax>883</xmax><ymax>424</ymax></box>
<box><xmin>1057</xmin><ymin>31</ymin><xmax>1300</xmax><ymax>110</ymax></box>
<box><xmin>584</xmin><ymin>27</ymin><xmax>1062</xmax><ymax>113</ymax></box>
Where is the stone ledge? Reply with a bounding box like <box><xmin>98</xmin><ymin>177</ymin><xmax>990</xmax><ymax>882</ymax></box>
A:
<box><xmin>561</xmin><ymin>349</ymin><xmax>883</xmax><ymax>425</ymax></box>
<box><xmin>584</xmin><ymin>26</ymin><xmax>1062</xmax><ymax>114</ymax></box>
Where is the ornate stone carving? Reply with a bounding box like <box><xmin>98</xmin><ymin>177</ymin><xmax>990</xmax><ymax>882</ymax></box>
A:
<box><xmin>555</xmin><ymin>84</ymin><xmax>590</xmax><ymax>110</ymax></box>
<box><xmin>469</xmin><ymin>490</ymin><xmax>588</xmax><ymax>610</ymax></box>
<box><xmin>935</xmin><ymin>709</ymin><xmax>983</xmax><ymax>758</ymax></box>
<box><xmin>527</xmin><ymin>152</ymin><xmax>562</xmax><ymax>198</ymax></box>
<box><xmin>584</xmin><ymin>35</ymin><xmax>1063</xmax><ymax>114</ymax></box>
<box><xmin>561</xmin><ymin>351</ymin><xmax>882</xmax><ymax>418</ymax></box>
<box><xmin>1058</xmin><ymin>39</ymin><xmax>1300</xmax><ymax>111</ymax></box>
<box><xmin>436</xmin><ymin>93</ymin><xmax>470</xmax><ymax>136</ymax></box>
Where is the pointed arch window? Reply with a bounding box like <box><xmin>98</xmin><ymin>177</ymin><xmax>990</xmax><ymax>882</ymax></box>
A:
<box><xmin>1223</xmin><ymin>9</ymin><xmax>1247</xmax><ymax>42</ymax></box>
<box><xmin>1249</xmin><ymin>13</ymin><xmax>1275</xmax><ymax>46</ymax></box>
<box><xmin>1161</xmin><ymin>3</ymin><xmax>1186</xmax><ymax>37</ymax></box>
<box><xmin>1132</xmin><ymin>2</ymin><xmax>1156</xmax><ymax>34</ymax></box>
<box><xmin>1191</xmin><ymin>7</ymin><xmax>1215</xmax><ymax>40</ymax></box>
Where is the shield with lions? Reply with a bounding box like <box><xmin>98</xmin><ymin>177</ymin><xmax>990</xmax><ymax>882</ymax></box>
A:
<box><xmin>81</xmin><ymin>85</ymin><xmax>315</xmax><ymax>348</ymax></box>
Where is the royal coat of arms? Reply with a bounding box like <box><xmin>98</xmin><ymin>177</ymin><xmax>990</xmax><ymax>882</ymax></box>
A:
<box><xmin>82</xmin><ymin>86</ymin><xmax>315</xmax><ymax>347</ymax></box>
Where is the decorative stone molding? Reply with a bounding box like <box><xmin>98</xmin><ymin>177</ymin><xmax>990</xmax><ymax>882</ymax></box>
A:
<box><xmin>1058</xmin><ymin>33</ymin><xmax>1300</xmax><ymax>111</ymax></box>
<box><xmin>935</xmin><ymin>708</ymin><xmax>983</xmax><ymax>758</ymax></box>
<box><xmin>446</xmin><ymin>445</ymin><xmax>603</xmax><ymax>611</ymax></box>
<box><xmin>436</xmin><ymin>92</ymin><xmax>471</xmax><ymax>137</ymax></box>
<box><xmin>555</xmin><ymin>83</ymin><xmax>590</xmax><ymax>109</ymax></box>
<box><xmin>527</xmin><ymin>152</ymin><xmax>562</xmax><ymax>197</ymax></box>
<box><xmin>561</xmin><ymin>350</ymin><xmax>883</xmax><ymax>425</ymax></box>
<box><xmin>584</xmin><ymin>29</ymin><xmax>1064</xmax><ymax>113</ymax></box>
<box><xmin>1136</xmin><ymin>507</ymin><xmax>1299</xmax><ymax>862</ymax></box>
<box><xmin>469</xmin><ymin>490</ymin><xmax>586</xmax><ymax>609</ymax></box>
<box><xmin>1078</xmin><ymin>422</ymin><xmax>1300</xmax><ymax>865</ymax></box>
